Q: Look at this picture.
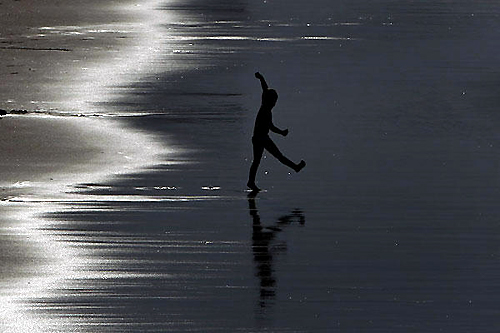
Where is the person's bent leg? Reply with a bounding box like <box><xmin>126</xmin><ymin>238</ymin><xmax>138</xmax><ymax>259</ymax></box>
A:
<box><xmin>264</xmin><ymin>138</ymin><xmax>304</xmax><ymax>172</ymax></box>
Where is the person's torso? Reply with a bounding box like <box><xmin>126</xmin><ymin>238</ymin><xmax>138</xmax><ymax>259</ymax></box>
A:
<box><xmin>253</xmin><ymin>107</ymin><xmax>272</xmax><ymax>137</ymax></box>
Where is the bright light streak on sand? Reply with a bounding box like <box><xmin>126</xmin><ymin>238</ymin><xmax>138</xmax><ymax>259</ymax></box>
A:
<box><xmin>0</xmin><ymin>201</ymin><xmax>177</xmax><ymax>332</ymax></box>
<box><xmin>0</xmin><ymin>1</ymin><xmax>182</xmax><ymax>331</ymax></box>
<box><xmin>0</xmin><ymin>115</ymin><xmax>173</xmax><ymax>332</ymax></box>
<box><xmin>58</xmin><ymin>0</ymin><xmax>177</xmax><ymax>114</ymax></box>
<box><xmin>0</xmin><ymin>204</ymin><xmax>81</xmax><ymax>332</ymax></box>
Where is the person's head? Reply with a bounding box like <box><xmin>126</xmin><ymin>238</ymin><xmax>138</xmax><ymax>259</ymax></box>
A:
<box><xmin>262</xmin><ymin>89</ymin><xmax>278</xmax><ymax>108</ymax></box>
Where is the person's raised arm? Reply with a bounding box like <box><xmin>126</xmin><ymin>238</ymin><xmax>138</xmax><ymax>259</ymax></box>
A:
<box><xmin>255</xmin><ymin>72</ymin><xmax>268</xmax><ymax>91</ymax></box>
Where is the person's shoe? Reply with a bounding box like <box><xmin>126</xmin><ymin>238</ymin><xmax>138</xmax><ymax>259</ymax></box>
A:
<box><xmin>247</xmin><ymin>181</ymin><xmax>261</xmax><ymax>192</ymax></box>
<box><xmin>295</xmin><ymin>160</ymin><xmax>306</xmax><ymax>172</ymax></box>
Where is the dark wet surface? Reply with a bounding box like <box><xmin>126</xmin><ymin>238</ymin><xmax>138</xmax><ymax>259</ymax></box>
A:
<box><xmin>2</xmin><ymin>0</ymin><xmax>500</xmax><ymax>331</ymax></box>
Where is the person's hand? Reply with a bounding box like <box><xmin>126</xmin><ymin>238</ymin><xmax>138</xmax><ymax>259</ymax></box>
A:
<box><xmin>282</xmin><ymin>129</ymin><xmax>289</xmax><ymax>136</ymax></box>
<box><xmin>255</xmin><ymin>72</ymin><xmax>263</xmax><ymax>79</ymax></box>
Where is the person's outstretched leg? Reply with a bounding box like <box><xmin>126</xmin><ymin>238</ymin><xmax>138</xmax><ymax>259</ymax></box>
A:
<box><xmin>248</xmin><ymin>140</ymin><xmax>265</xmax><ymax>191</ymax></box>
<box><xmin>264</xmin><ymin>138</ymin><xmax>306</xmax><ymax>172</ymax></box>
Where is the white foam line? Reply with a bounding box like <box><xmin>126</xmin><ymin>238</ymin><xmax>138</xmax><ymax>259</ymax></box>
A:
<box><xmin>163</xmin><ymin>35</ymin><xmax>356</xmax><ymax>42</ymax></box>
<box><xmin>3</xmin><ymin>195</ymin><xmax>226</xmax><ymax>203</ymax></box>
<box><xmin>301</xmin><ymin>36</ymin><xmax>354</xmax><ymax>40</ymax></box>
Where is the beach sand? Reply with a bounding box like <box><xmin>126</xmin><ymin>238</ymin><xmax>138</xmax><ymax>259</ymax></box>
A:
<box><xmin>0</xmin><ymin>1</ymin><xmax>167</xmax><ymax>331</ymax></box>
<box><xmin>2</xmin><ymin>0</ymin><xmax>500</xmax><ymax>332</ymax></box>
<box><xmin>0</xmin><ymin>116</ymin><xmax>164</xmax><ymax>331</ymax></box>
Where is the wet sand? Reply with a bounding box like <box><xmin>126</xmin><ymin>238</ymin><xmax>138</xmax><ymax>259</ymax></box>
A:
<box><xmin>0</xmin><ymin>1</ymin><xmax>167</xmax><ymax>331</ymax></box>
<box><xmin>2</xmin><ymin>0</ymin><xmax>500</xmax><ymax>332</ymax></box>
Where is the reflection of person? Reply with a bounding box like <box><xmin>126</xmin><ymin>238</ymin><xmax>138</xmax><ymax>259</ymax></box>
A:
<box><xmin>248</xmin><ymin>192</ymin><xmax>306</xmax><ymax>308</ymax></box>
<box><xmin>248</xmin><ymin>194</ymin><xmax>277</xmax><ymax>305</ymax></box>
<box><xmin>247</xmin><ymin>72</ymin><xmax>306</xmax><ymax>192</ymax></box>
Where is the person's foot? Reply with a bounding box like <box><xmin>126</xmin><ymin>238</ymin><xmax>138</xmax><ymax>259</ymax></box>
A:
<box><xmin>295</xmin><ymin>160</ymin><xmax>306</xmax><ymax>172</ymax></box>
<box><xmin>247</xmin><ymin>181</ymin><xmax>261</xmax><ymax>192</ymax></box>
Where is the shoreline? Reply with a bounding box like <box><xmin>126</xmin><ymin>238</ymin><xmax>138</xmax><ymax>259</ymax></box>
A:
<box><xmin>0</xmin><ymin>114</ymin><xmax>166</xmax><ymax>195</ymax></box>
<box><xmin>0</xmin><ymin>1</ymin><xmax>173</xmax><ymax>331</ymax></box>
<box><xmin>0</xmin><ymin>115</ymin><xmax>167</xmax><ymax>333</ymax></box>
<box><xmin>0</xmin><ymin>0</ymin><xmax>171</xmax><ymax>206</ymax></box>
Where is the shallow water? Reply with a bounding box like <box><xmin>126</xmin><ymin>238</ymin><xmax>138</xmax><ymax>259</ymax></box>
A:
<box><xmin>2</xmin><ymin>0</ymin><xmax>500</xmax><ymax>332</ymax></box>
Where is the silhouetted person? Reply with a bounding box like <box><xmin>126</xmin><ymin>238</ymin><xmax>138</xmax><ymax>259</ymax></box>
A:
<box><xmin>247</xmin><ymin>72</ymin><xmax>306</xmax><ymax>192</ymax></box>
